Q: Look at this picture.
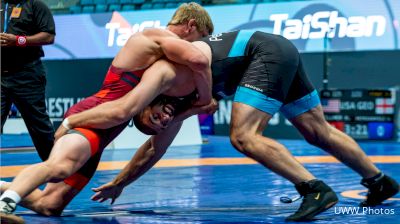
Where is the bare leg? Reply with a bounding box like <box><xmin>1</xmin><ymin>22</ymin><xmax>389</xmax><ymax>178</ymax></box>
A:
<box><xmin>290</xmin><ymin>106</ymin><xmax>380</xmax><ymax>178</ymax></box>
<box><xmin>229</xmin><ymin>102</ymin><xmax>315</xmax><ymax>184</ymax></box>
<box><xmin>1</xmin><ymin>182</ymin><xmax>44</xmax><ymax>210</ymax></box>
<box><xmin>4</xmin><ymin>133</ymin><xmax>91</xmax><ymax>201</ymax></box>
<box><xmin>1</xmin><ymin>181</ymin><xmax>80</xmax><ymax>216</ymax></box>
<box><xmin>228</xmin><ymin>103</ymin><xmax>338</xmax><ymax>221</ymax></box>
<box><xmin>27</xmin><ymin>182</ymin><xmax>81</xmax><ymax>216</ymax></box>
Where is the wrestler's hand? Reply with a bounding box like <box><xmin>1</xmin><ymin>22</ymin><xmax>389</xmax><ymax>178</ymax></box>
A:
<box><xmin>194</xmin><ymin>89</ymin><xmax>212</xmax><ymax>107</ymax></box>
<box><xmin>173</xmin><ymin>98</ymin><xmax>218</xmax><ymax>123</ymax></box>
<box><xmin>91</xmin><ymin>182</ymin><xmax>124</xmax><ymax>205</ymax></box>
<box><xmin>201</xmin><ymin>98</ymin><xmax>218</xmax><ymax>114</ymax></box>
<box><xmin>54</xmin><ymin>125</ymin><xmax>68</xmax><ymax>142</ymax></box>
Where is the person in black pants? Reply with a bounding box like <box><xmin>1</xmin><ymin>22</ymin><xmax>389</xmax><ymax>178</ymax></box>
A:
<box><xmin>1</xmin><ymin>0</ymin><xmax>56</xmax><ymax>160</ymax></box>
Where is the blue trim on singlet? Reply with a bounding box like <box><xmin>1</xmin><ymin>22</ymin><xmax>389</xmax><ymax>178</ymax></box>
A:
<box><xmin>120</xmin><ymin>71</ymin><xmax>141</xmax><ymax>87</ymax></box>
<box><xmin>121</xmin><ymin>77</ymin><xmax>138</xmax><ymax>87</ymax></box>
<box><xmin>124</xmin><ymin>72</ymin><xmax>141</xmax><ymax>82</ymax></box>
<box><xmin>233</xmin><ymin>86</ymin><xmax>282</xmax><ymax>116</ymax></box>
<box><xmin>228</xmin><ymin>30</ymin><xmax>256</xmax><ymax>57</ymax></box>
<box><xmin>280</xmin><ymin>90</ymin><xmax>321</xmax><ymax>119</ymax></box>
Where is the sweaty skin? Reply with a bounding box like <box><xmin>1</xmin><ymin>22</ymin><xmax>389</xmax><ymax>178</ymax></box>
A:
<box><xmin>111</xmin><ymin>29</ymin><xmax>177</xmax><ymax>72</ymax></box>
<box><xmin>111</xmin><ymin>29</ymin><xmax>210</xmax><ymax>82</ymax></box>
<box><xmin>54</xmin><ymin>28</ymin><xmax>212</xmax><ymax>139</ymax></box>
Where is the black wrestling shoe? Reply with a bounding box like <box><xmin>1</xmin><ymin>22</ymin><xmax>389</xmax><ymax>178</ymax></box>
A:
<box><xmin>0</xmin><ymin>198</ymin><xmax>16</xmax><ymax>214</ymax></box>
<box><xmin>286</xmin><ymin>180</ymin><xmax>338</xmax><ymax>222</ymax></box>
<box><xmin>360</xmin><ymin>174</ymin><xmax>399</xmax><ymax>207</ymax></box>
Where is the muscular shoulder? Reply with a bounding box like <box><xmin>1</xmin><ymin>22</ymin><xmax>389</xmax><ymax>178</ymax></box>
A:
<box><xmin>192</xmin><ymin>41</ymin><xmax>212</xmax><ymax>64</ymax></box>
<box><xmin>142</xmin><ymin>28</ymin><xmax>179</xmax><ymax>40</ymax></box>
<box><xmin>154</xmin><ymin>59</ymin><xmax>177</xmax><ymax>76</ymax></box>
<box><xmin>138</xmin><ymin>59</ymin><xmax>178</xmax><ymax>93</ymax></box>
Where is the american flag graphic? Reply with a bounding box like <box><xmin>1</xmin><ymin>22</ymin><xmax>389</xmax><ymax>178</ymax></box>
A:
<box><xmin>375</xmin><ymin>98</ymin><xmax>394</xmax><ymax>114</ymax></box>
<box><xmin>322</xmin><ymin>99</ymin><xmax>341</xmax><ymax>113</ymax></box>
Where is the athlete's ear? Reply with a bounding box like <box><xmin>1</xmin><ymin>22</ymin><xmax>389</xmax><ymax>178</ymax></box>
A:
<box><xmin>187</xmin><ymin>19</ymin><xmax>198</xmax><ymax>33</ymax></box>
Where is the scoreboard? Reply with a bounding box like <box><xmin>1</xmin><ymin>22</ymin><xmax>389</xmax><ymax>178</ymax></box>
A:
<box><xmin>320</xmin><ymin>89</ymin><xmax>397</xmax><ymax>140</ymax></box>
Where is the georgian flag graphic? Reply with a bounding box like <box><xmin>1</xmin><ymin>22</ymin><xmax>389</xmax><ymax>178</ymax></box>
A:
<box><xmin>375</xmin><ymin>98</ymin><xmax>394</xmax><ymax>114</ymax></box>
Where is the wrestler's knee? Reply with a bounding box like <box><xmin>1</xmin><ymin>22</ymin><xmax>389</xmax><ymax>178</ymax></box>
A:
<box><xmin>33</xmin><ymin>182</ymin><xmax>78</xmax><ymax>216</ymax></box>
<box><xmin>230</xmin><ymin>128</ymin><xmax>253</xmax><ymax>153</ymax></box>
<box><xmin>44</xmin><ymin>161</ymin><xmax>74</xmax><ymax>182</ymax></box>
<box><xmin>34</xmin><ymin>197</ymin><xmax>65</xmax><ymax>216</ymax></box>
<box><xmin>302</xmin><ymin>122</ymin><xmax>331</xmax><ymax>147</ymax></box>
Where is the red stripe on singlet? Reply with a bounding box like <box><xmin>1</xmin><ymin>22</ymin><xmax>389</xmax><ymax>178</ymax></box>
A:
<box><xmin>94</xmin><ymin>89</ymin><xmax>111</xmax><ymax>98</ymax></box>
<box><xmin>94</xmin><ymin>66</ymin><xmax>145</xmax><ymax>99</ymax></box>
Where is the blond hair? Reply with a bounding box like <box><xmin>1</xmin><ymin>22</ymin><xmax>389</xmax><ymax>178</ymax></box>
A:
<box><xmin>168</xmin><ymin>2</ymin><xmax>214</xmax><ymax>34</ymax></box>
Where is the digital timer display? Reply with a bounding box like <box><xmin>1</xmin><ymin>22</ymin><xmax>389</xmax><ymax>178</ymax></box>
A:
<box><xmin>321</xmin><ymin>89</ymin><xmax>396</xmax><ymax>140</ymax></box>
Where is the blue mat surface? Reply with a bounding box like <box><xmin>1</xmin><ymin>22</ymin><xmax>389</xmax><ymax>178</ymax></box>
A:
<box><xmin>1</xmin><ymin>136</ymin><xmax>399</xmax><ymax>223</ymax></box>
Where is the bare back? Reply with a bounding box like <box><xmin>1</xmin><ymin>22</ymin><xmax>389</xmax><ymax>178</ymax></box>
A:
<box><xmin>165</xmin><ymin>62</ymin><xmax>197</xmax><ymax>97</ymax></box>
<box><xmin>139</xmin><ymin>58</ymin><xmax>196</xmax><ymax>98</ymax></box>
<box><xmin>112</xmin><ymin>29</ymin><xmax>179</xmax><ymax>72</ymax></box>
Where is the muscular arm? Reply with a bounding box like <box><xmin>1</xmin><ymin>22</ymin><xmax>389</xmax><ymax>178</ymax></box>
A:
<box><xmin>65</xmin><ymin>61</ymin><xmax>174</xmax><ymax>130</ymax></box>
<box><xmin>156</xmin><ymin>37</ymin><xmax>210</xmax><ymax>72</ymax></box>
<box><xmin>113</xmin><ymin>122</ymin><xmax>182</xmax><ymax>187</ymax></box>
<box><xmin>153</xmin><ymin>34</ymin><xmax>213</xmax><ymax>106</ymax></box>
<box><xmin>90</xmin><ymin>122</ymin><xmax>183</xmax><ymax>204</ymax></box>
<box><xmin>65</xmin><ymin>30</ymin><xmax>211</xmax><ymax>130</ymax></box>
<box><xmin>173</xmin><ymin>98</ymin><xmax>218</xmax><ymax>123</ymax></box>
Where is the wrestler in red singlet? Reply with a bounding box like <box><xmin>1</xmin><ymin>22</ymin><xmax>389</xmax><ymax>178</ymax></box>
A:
<box><xmin>62</xmin><ymin>66</ymin><xmax>144</xmax><ymax>190</ymax></box>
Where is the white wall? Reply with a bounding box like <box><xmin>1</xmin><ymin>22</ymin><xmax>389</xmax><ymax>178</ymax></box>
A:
<box><xmin>2</xmin><ymin>116</ymin><xmax>202</xmax><ymax>148</ymax></box>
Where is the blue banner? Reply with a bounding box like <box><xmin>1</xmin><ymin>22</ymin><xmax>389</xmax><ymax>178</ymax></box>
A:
<box><xmin>43</xmin><ymin>0</ymin><xmax>400</xmax><ymax>59</ymax></box>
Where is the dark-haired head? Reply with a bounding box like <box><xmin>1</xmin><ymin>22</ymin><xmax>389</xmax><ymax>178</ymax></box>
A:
<box><xmin>133</xmin><ymin>97</ymin><xmax>177</xmax><ymax>135</ymax></box>
<box><xmin>133</xmin><ymin>113</ymin><xmax>158</xmax><ymax>135</ymax></box>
